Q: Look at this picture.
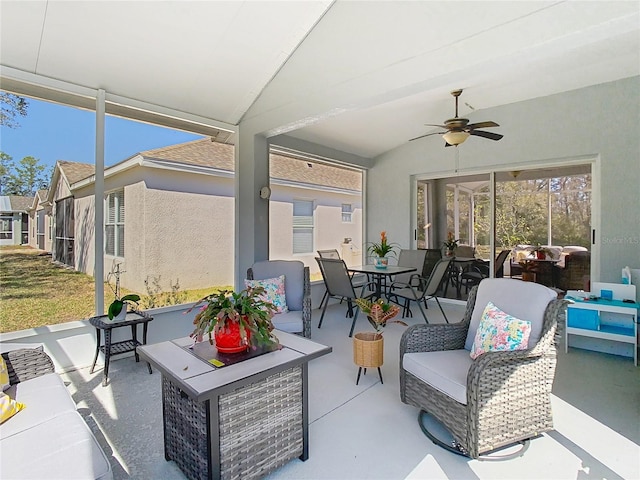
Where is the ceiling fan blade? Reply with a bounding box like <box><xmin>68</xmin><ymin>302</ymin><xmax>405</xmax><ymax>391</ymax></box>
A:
<box><xmin>470</xmin><ymin>130</ymin><xmax>503</xmax><ymax>141</ymax></box>
<box><xmin>467</xmin><ymin>121</ymin><xmax>499</xmax><ymax>129</ymax></box>
<box><xmin>409</xmin><ymin>132</ymin><xmax>443</xmax><ymax>142</ymax></box>
<box><xmin>424</xmin><ymin>123</ymin><xmax>448</xmax><ymax>129</ymax></box>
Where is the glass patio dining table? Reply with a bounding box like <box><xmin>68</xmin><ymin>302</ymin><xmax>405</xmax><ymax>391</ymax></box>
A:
<box><xmin>348</xmin><ymin>264</ymin><xmax>417</xmax><ymax>300</ymax></box>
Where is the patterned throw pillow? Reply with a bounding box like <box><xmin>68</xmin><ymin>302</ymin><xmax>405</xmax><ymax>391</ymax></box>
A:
<box><xmin>0</xmin><ymin>356</ymin><xmax>10</xmax><ymax>391</ymax></box>
<box><xmin>470</xmin><ymin>301</ymin><xmax>532</xmax><ymax>360</ymax></box>
<box><xmin>244</xmin><ymin>275</ymin><xmax>288</xmax><ymax>313</ymax></box>
<box><xmin>0</xmin><ymin>392</ymin><xmax>25</xmax><ymax>424</ymax></box>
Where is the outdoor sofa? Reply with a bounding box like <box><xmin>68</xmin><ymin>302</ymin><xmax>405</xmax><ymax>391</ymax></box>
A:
<box><xmin>0</xmin><ymin>345</ymin><xmax>113</xmax><ymax>480</ymax></box>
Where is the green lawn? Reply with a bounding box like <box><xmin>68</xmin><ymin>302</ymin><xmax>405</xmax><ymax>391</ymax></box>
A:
<box><xmin>0</xmin><ymin>247</ymin><xmax>229</xmax><ymax>333</ymax></box>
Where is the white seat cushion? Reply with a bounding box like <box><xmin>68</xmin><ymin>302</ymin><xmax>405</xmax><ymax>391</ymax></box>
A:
<box><xmin>1</xmin><ymin>373</ymin><xmax>77</xmax><ymax>439</ymax></box>
<box><xmin>0</xmin><ymin>410</ymin><xmax>113</xmax><ymax>480</ymax></box>
<box><xmin>403</xmin><ymin>350</ymin><xmax>473</xmax><ymax>405</ymax></box>
<box><xmin>272</xmin><ymin>311</ymin><xmax>303</xmax><ymax>334</ymax></box>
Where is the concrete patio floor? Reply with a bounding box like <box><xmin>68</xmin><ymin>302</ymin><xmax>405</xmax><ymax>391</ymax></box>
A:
<box><xmin>60</xmin><ymin>300</ymin><xmax>639</xmax><ymax>480</ymax></box>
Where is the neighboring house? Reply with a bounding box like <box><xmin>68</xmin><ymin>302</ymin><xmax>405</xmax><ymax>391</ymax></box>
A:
<box><xmin>41</xmin><ymin>139</ymin><xmax>362</xmax><ymax>292</ymax></box>
<box><xmin>0</xmin><ymin>195</ymin><xmax>33</xmax><ymax>246</ymax></box>
<box><xmin>26</xmin><ymin>189</ymin><xmax>52</xmax><ymax>252</ymax></box>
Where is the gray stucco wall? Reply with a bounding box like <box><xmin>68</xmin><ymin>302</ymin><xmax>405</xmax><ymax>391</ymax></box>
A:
<box><xmin>368</xmin><ymin>77</ymin><xmax>640</xmax><ymax>283</ymax></box>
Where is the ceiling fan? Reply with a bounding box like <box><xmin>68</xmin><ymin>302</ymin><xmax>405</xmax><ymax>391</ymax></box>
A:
<box><xmin>410</xmin><ymin>89</ymin><xmax>503</xmax><ymax>146</ymax></box>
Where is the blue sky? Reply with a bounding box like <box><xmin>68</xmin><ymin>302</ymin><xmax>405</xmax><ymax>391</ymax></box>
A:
<box><xmin>0</xmin><ymin>96</ymin><xmax>203</xmax><ymax>174</ymax></box>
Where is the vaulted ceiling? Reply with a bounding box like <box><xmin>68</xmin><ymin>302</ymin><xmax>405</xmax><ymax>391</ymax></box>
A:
<box><xmin>1</xmin><ymin>1</ymin><xmax>638</xmax><ymax>159</ymax></box>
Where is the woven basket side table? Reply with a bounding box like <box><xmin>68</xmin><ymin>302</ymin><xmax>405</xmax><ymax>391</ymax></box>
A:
<box><xmin>353</xmin><ymin>332</ymin><xmax>384</xmax><ymax>385</ymax></box>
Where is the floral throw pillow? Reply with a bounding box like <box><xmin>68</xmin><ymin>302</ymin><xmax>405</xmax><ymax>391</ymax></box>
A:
<box><xmin>470</xmin><ymin>301</ymin><xmax>532</xmax><ymax>360</ymax></box>
<box><xmin>244</xmin><ymin>275</ymin><xmax>288</xmax><ymax>313</ymax></box>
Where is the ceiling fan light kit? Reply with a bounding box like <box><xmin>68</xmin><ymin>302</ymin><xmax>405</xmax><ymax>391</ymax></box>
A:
<box><xmin>410</xmin><ymin>89</ymin><xmax>503</xmax><ymax>147</ymax></box>
<box><xmin>442</xmin><ymin>130</ymin><xmax>470</xmax><ymax>146</ymax></box>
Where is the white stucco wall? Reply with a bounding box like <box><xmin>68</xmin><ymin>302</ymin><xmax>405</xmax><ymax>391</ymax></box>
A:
<box><xmin>269</xmin><ymin>184</ymin><xmax>362</xmax><ymax>276</ymax></box>
<box><xmin>368</xmin><ymin>77</ymin><xmax>640</xmax><ymax>284</ymax></box>
<box><xmin>67</xmin><ymin>164</ymin><xmax>362</xmax><ymax>293</ymax></box>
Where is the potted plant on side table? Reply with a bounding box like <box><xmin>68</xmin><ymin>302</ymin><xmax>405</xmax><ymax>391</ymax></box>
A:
<box><xmin>188</xmin><ymin>286</ymin><xmax>279</xmax><ymax>353</ymax></box>
<box><xmin>352</xmin><ymin>297</ymin><xmax>406</xmax><ymax>385</ymax></box>
<box><xmin>106</xmin><ymin>264</ymin><xmax>141</xmax><ymax>320</ymax></box>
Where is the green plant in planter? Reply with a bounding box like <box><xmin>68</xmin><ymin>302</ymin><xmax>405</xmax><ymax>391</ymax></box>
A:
<box><xmin>366</xmin><ymin>231</ymin><xmax>399</xmax><ymax>259</ymax></box>
<box><xmin>188</xmin><ymin>286</ymin><xmax>279</xmax><ymax>349</ymax></box>
<box><xmin>442</xmin><ymin>231</ymin><xmax>459</xmax><ymax>253</ymax></box>
<box><xmin>106</xmin><ymin>263</ymin><xmax>141</xmax><ymax>319</ymax></box>
<box><xmin>354</xmin><ymin>297</ymin><xmax>407</xmax><ymax>337</ymax></box>
<box><xmin>108</xmin><ymin>294</ymin><xmax>141</xmax><ymax>320</ymax></box>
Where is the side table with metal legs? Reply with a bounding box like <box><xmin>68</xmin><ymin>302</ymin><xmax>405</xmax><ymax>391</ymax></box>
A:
<box><xmin>89</xmin><ymin>310</ymin><xmax>154</xmax><ymax>386</ymax></box>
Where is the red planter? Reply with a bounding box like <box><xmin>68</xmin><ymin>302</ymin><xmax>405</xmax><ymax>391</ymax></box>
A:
<box><xmin>214</xmin><ymin>319</ymin><xmax>251</xmax><ymax>353</ymax></box>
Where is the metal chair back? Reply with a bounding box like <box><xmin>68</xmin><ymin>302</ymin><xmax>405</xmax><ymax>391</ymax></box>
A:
<box><xmin>317</xmin><ymin>249</ymin><xmax>341</xmax><ymax>259</ymax></box>
<box><xmin>395</xmin><ymin>249</ymin><xmax>427</xmax><ymax>286</ymax></box>
<box><xmin>424</xmin><ymin>258</ymin><xmax>453</xmax><ymax>296</ymax></box>
<box><xmin>315</xmin><ymin>257</ymin><xmax>356</xmax><ymax>300</ymax></box>
<box><xmin>421</xmin><ymin>248</ymin><xmax>442</xmax><ymax>279</ymax></box>
<box><xmin>494</xmin><ymin>249</ymin><xmax>511</xmax><ymax>278</ymax></box>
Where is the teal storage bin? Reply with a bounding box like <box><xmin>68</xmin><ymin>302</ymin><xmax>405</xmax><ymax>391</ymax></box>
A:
<box><xmin>567</xmin><ymin>307</ymin><xmax>599</xmax><ymax>330</ymax></box>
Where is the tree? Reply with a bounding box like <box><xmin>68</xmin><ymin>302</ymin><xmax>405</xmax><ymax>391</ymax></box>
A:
<box><xmin>0</xmin><ymin>153</ymin><xmax>49</xmax><ymax>196</ymax></box>
<box><xmin>0</xmin><ymin>92</ymin><xmax>29</xmax><ymax>128</ymax></box>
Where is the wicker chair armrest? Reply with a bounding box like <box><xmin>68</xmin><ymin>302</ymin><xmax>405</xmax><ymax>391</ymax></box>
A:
<box><xmin>400</xmin><ymin>323</ymin><xmax>469</xmax><ymax>356</ymax></box>
<box><xmin>1</xmin><ymin>347</ymin><xmax>55</xmax><ymax>385</ymax></box>
<box><xmin>467</xmin><ymin>347</ymin><xmax>550</xmax><ymax>401</ymax></box>
<box><xmin>301</xmin><ymin>266</ymin><xmax>312</xmax><ymax>338</ymax></box>
<box><xmin>302</xmin><ymin>293</ymin><xmax>312</xmax><ymax>338</ymax></box>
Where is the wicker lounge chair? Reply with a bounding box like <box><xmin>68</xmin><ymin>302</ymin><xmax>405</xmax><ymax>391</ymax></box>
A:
<box><xmin>399</xmin><ymin>278</ymin><xmax>567</xmax><ymax>458</ymax></box>
<box><xmin>554</xmin><ymin>251</ymin><xmax>590</xmax><ymax>291</ymax></box>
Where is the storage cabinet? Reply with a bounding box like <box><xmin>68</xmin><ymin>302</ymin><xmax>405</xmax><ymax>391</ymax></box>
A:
<box><xmin>565</xmin><ymin>299</ymin><xmax>638</xmax><ymax>365</ymax></box>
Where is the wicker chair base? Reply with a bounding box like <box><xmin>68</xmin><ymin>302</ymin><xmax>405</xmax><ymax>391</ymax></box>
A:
<box><xmin>163</xmin><ymin>366</ymin><xmax>304</xmax><ymax>480</ymax></box>
<box><xmin>418</xmin><ymin>410</ymin><xmax>531</xmax><ymax>460</ymax></box>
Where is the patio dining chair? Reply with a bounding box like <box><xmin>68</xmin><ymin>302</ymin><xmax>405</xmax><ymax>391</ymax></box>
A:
<box><xmin>389</xmin><ymin>249</ymin><xmax>428</xmax><ymax>292</ymax></box>
<box><xmin>421</xmin><ymin>248</ymin><xmax>442</xmax><ymax>280</ymax></box>
<box><xmin>459</xmin><ymin>249</ymin><xmax>510</xmax><ymax>293</ymax></box>
<box><xmin>315</xmin><ymin>257</ymin><xmax>375</xmax><ymax>337</ymax></box>
<box><xmin>399</xmin><ymin>278</ymin><xmax>567</xmax><ymax>458</ymax></box>
<box><xmin>246</xmin><ymin>260</ymin><xmax>311</xmax><ymax>338</ymax></box>
<box><xmin>386</xmin><ymin>258</ymin><xmax>452</xmax><ymax>323</ymax></box>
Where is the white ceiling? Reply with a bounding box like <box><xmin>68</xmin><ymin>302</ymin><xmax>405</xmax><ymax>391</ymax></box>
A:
<box><xmin>1</xmin><ymin>1</ymin><xmax>638</xmax><ymax>159</ymax></box>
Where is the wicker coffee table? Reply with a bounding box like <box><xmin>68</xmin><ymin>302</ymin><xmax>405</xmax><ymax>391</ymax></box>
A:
<box><xmin>138</xmin><ymin>332</ymin><xmax>331</xmax><ymax>480</ymax></box>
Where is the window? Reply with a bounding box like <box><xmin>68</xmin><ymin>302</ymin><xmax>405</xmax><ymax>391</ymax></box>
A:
<box><xmin>341</xmin><ymin>203</ymin><xmax>353</xmax><ymax>223</ymax></box>
<box><xmin>105</xmin><ymin>190</ymin><xmax>125</xmax><ymax>257</ymax></box>
<box><xmin>292</xmin><ymin>199</ymin><xmax>313</xmax><ymax>254</ymax></box>
<box><xmin>0</xmin><ymin>216</ymin><xmax>13</xmax><ymax>240</ymax></box>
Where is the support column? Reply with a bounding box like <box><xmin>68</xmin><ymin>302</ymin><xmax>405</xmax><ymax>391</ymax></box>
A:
<box><xmin>94</xmin><ymin>89</ymin><xmax>105</xmax><ymax>315</ymax></box>
<box><xmin>235</xmin><ymin>128</ymin><xmax>270</xmax><ymax>291</ymax></box>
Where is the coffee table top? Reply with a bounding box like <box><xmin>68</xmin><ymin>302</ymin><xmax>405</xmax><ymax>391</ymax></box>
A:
<box><xmin>138</xmin><ymin>331</ymin><xmax>331</xmax><ymax>401</ymax></box>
